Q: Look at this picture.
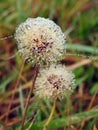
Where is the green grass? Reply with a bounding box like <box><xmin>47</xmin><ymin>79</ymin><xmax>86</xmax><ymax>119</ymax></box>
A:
<box><xmin>0</xmin><ymin>0</ymin><xmax>98</xmax><ymax>130</ymax></box>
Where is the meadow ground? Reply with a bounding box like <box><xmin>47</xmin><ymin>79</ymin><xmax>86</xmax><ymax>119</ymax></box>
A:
<box><xmin>0</xmin><ymin>0</ymin><xmax>98</xmax><ymax>130</ymax></box>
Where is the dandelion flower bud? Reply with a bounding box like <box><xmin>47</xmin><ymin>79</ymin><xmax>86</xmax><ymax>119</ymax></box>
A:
<box><xmin>34</xmin><ymin>65</ymin><xmax>75</xmax><ymax>99</ymax></box>
<box><xmin>15</xmin><ymin>17</ymin><xmax>66</xmax><ymax>66</ymax></box>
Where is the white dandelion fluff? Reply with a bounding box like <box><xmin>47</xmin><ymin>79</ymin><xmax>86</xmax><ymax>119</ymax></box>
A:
<box><xmin>34</xmin><ymin>65</ymin><xmax>75</xmax><ymax>99</ymax></box>
<box><xmin>15</xmin><ymin>17</ymin><xmax>66</xmax><ymax>66</ymax></box>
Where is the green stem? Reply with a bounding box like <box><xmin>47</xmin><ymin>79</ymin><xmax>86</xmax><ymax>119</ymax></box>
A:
<box><xmin>43</xmin><ymin>99</ymin><xmax>56</xmax><ymax>130</ymax></box>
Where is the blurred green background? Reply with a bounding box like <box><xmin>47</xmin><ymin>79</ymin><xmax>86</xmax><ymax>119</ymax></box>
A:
<box><xmin>0</xmin><ymin>0</ymin><xmax>98</xmax><ymax>130</ymax></box>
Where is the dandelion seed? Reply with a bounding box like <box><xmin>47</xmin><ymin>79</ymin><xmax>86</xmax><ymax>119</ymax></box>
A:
<box><xmin>15</xmin><ymin>17</ymin><xmax>66</xmax><ymax>66</ymax></box>
<box><xmin>34</xmin><ymin>65</ymin><xmax>75</xmax><ymax>99</ymax></box>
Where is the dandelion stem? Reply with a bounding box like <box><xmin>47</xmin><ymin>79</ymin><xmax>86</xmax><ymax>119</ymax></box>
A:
<box><xmin>20</xmin><ymin>65</ymin><xmax>39</xmax><ymax>130</ymax></box>
<box><xmin>43</xmin><ymin>99</ymin><xmax>56</xmax><ymax>130</ymax></box>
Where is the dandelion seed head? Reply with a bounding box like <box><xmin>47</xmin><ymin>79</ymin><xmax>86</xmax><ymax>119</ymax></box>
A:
<box><xmin>15</xmin><ymin>17</ymin><xmax>65</xmax><ymax>66</ymax></box>
<box><xmin>35</xmin><ymin>65</ymin><xmax>75</xmax><ymax>99</ymax></box>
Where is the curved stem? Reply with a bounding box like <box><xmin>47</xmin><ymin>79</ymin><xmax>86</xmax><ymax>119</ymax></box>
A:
<box><xmin>43</xmin><ymin>99</ymin><xmax>56</xmax><ymax>130</ymax></box>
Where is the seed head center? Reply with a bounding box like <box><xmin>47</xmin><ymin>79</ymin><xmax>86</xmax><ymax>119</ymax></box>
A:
<box><xmin>47</xmin><ymin>74</ymin><xmax>62</xmax><ymax>89</ymax></box>
<box><xmin>31</xmin><ymin>35</ymin><xmax>52</xmax><ymax>53</ymax></box>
